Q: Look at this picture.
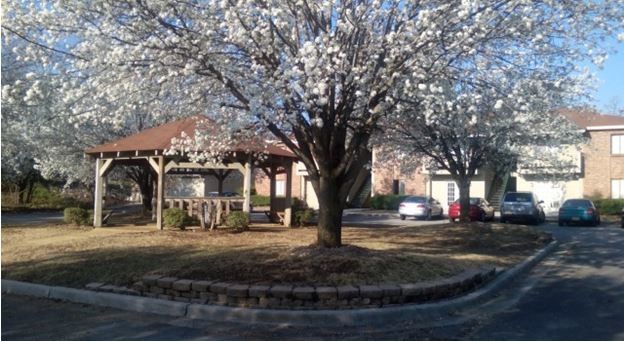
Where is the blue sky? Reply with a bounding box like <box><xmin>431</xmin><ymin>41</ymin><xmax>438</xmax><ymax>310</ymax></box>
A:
<box><xmin>593</xmin><ymin>41</ymin><xmax>624</xmax><ymax>113</ymax></box>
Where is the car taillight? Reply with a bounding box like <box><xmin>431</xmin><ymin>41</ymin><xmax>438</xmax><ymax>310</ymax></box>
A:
<box><xmin>399</xmin><ymin>204</ymin><xmax>405</xmax><ymax>207</ymax></box>
<box><xmin>416</xmin><ymin>204</ymin><xmax>425</xmax><ymax>208</ymax></box>
<box><xmin>586</xmin><ymin>208</ymin><xmax>594</xmax><ymax>215</ymax></box>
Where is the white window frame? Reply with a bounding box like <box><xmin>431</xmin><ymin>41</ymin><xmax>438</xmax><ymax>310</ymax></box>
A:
<box><xmin>612</xmin><ymin>135</ymin><xmax>624</xmax><ymax>155</ymax></box>
<box><xmin>276</xmin><ymin>180</ymin><xmax>286</xmax><ymax>197</ymax></box>
<box><xmin>612</xmin><ymin>179</ymin><xmax>624</xmax><ymax>199</ymax></box>
<box><xmin>447</xmin><ymin>182</ymin><xmax>456</xmax><ymax>206</ymax></box>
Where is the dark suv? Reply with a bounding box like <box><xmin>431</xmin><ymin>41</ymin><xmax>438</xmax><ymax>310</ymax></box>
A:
<box><xmin>500</xmin><ymin>191</ymin><xmax>545</xmax><ymax>225</ymax></box>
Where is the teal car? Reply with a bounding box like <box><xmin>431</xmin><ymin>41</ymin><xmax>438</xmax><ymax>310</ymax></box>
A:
<box><xmin>558</xmin><ymin>199</ymin><xmax>600</xmax><ymax>227</ymax></box>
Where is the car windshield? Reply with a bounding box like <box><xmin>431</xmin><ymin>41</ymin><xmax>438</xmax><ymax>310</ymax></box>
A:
<box><xmin>404</xmin><ymin>196</ymin><xmax>426</xmax><ymax>203</ymax></box>
<box><xmin>562</xmin><ymin>199</ymin><xmax>592</xmax><ymax>208</ymax></box>
<box><xmin>504</xmin><ymin>193</ymin><xmax>532</xmax><ymax>203</ymax></box>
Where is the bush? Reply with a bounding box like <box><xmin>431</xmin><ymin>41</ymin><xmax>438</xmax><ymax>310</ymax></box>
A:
<box><xmin>64</xmin><ymin>207</ymin><xmax>91</xmax><ymax>226</ymax></box>
<box><xmin>592</xmin><ymin>199</ymin><xmax>624</xmax><ymax>215</ymax></box>
<box><xmin>369</xmin><ymin>195</ymin><xmax>409</xmax><ymax>210</ymax></box>
<box><xmin>251</xmin><ymin>195</ymin><xmax>270</xmax><ymax>206</ymax></box>
<box><xmin>163</xmin><ymin>208</ymin><xmax>191</xmax><ymax>229</ymax></box>
<box><xmin>225</xmin><ymin>212</ymin><xmax>250</xmax><ymax>231</ymax></box>
<box><xmin>294</xmin><ymin>208</ymin><xmax>315</xmax><ymax>227</ymax></box>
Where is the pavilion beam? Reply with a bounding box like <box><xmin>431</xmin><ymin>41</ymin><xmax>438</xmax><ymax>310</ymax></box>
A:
<box><xmin>243</xmin><ymin>158</ymin><xmax>252</xmax><ymax>213</ymax></box>
<box><xmin>284</xmin><ymin>160</ymin><xmax>293</xmax><ymax>227</ymax></box>
<box><xmin>93</xmin><ymin>159</ymin><xmax>104</xmax><ymax>227</ymax></box>
<box><xmin>269</xmin><ymin>164</ymin><xmax>277</xmax><ymax>214</ymax></box>
<box><xmin>93</xmin><ymin>158</ymin><xmax>115</xmax><ymax>228</ymax></box>
<box><xmin>149</xmin><ymin>156</ymin><xmax>166</xmax><ymax>230</ymax></box>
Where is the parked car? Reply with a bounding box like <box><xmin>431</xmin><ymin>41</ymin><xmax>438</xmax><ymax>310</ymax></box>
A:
<box><xmin>500</xmin><ymin>191</ymin><xmax>545</xmax><ymax>225</ymax></box>
<box><xmin>621</xmin><ymin>208</ymin><xmax>624</xmax><ymax>228</ymax></box>
<box><xmin>207</xmin><ymin>191</ymin><xmax>242</xmax><ymax>197</ymax></box>
<box><xmin>399</xmin><ymin>196</ymin><xmax>444</xmax><ymax>220</ymax></box>
<box><xmin>448</xmin><ymin>197</ymin><xmax>495</xmax><ymax>222</ymax></box>
<box><xmin>558</xmin><ymin>199</ymin><xmax>600</xmax><ymax>226</ymax></box>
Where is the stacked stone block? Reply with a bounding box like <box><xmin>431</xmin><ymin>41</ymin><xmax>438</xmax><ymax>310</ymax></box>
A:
<box><xmin>86</xmin><ymin>267</ymin><xmax>496</xmax><ymax>310</ymax></box>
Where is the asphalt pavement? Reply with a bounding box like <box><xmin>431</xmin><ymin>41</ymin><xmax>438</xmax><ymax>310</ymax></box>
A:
<box><xmin>2</xmin><ymin>218</ymin><xmax>624</xmax><ymax>340</ymax></box>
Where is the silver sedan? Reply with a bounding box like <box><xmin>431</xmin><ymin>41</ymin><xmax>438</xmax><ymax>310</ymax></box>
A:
<box><xmin>399</xmin><ymin>196</ymin><xmax>444</xmax><ymax>220</ymax></box>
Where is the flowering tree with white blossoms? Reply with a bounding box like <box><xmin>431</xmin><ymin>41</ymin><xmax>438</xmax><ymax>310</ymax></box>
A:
<box><xmin>3</xmin><ymin>1</ymin><xmax>623</xmax><ymax>246</ymax></box>
<box><xmin>377</xmin><ymin>2</ymin><xmax>623</xmax><ymax>222</ymax></box>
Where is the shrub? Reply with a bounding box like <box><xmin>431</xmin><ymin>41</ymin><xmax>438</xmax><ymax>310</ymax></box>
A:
<box><xmin>163</xmin><ymin>208</ymin><xmax>191</xmax><ymax>229</ymax></box>
<box><xmin>64</xmin><ymin>207</ymin><xmax>90</xmax><ymax>226</ymax></box>
<box><xmin>592</xmin><ymin>199</ymin><xmax>624</xmax><ymax>215</ymax></box>
<box><xmin>225</xmin><ymin>212</ymin><xmax>250</xmax><ymax>231</ymax></box>
<box><xmin>251</xmin><ymin>195</ymin><xmax>270</xmax><ymax>206</ymax></box>
<box><xmin>294</xmin><ymin>208</ymin><xmax>315</xmax><ymax>227</ymax></box>
<box><xmin>369</xmin><ymin>195</ymin><xmax>409</xmax><ymax>210</ymax></box>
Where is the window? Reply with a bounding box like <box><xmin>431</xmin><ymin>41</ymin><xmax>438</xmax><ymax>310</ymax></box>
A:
<box><xmin>447</xmin><ymin>182</ymin><xmax>456</xmax><ymax>206</ymax></box>
<box><xmin>612</xmin><ymin>135</ymin><xmax>624</xmax><ymax>155</ymax></box>
<box><xmin>276</xmin><ymin>180</ymin><xmax>286</xmax><ymax>197</ymax></box>
<box><xmin>612</xmin><ymin>179</ymin><xmax>624</xmax><ymax>199</ymax></box>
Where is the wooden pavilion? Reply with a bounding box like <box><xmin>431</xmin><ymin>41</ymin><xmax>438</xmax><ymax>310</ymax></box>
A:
<box><xmin>85</xmin><ymin>116</ymin><xmax>297</xmax><ymax>229</ymax></box>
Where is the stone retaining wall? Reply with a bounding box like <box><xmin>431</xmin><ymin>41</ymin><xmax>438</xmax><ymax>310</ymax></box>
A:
<box><xmin>86</xmin><ymin>266</ymin><xmax>496</xmax><ymax>310</ymax></box>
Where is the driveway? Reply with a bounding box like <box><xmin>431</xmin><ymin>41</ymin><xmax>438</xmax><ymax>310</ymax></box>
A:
<box><xmin>1</xmin><ymin>204</ymin><xmax>144</xmax><ymax>227</ymax></box>
<box><xmin>3</xmin><ymin>220</ymin><xmax>624</xmax><ymax>340</ymax></box>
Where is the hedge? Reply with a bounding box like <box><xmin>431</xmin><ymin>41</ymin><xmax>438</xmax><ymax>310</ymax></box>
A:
<box><xmin>225</xmin><ymin>212</ymin><xmax>250</xmax><ymax>231</ymax></box>
<box><xmin>164</xmin><ymin>208</ymin><xmax>191</xmax><ymax>229</ymax></box>
<box><xmin>592</xmin><ymin>199</ymin><xmax>624</xmax><ymax>215</ymax></box>
<box><xmin>251</xmin><ymin>195</ymin><xmax>270</xmax><ymax>206</ymax></box>
<box><xmin>63</xmin><ymin>207</ymin><xmax>91</xmax><ymax>226</ymax></box>
<box><xmin>369</xmin><ymin>195</ymin><xmax>409</xmax><ymax>210</ymax></box>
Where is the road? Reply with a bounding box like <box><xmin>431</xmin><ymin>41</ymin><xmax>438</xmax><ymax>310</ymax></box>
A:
<box><xmin>0</xmin><ymin>204</ymin><xmax>144</xmax><ymax>226</ymax></box>
<box><xmin>2</xmin><ymin>220</ymin><xmax>624</xmax><ymax>340</ymax></box>
<box><xmin>1</xmin><ymin>206</ymin><xmax>447</xmax><ymax>227</ymax></box>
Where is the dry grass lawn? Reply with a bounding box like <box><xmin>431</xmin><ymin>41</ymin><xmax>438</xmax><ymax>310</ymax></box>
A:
<box><xmin>1</xmin><ymin>219</ymin><xmax>551</xmax><ymax>288</ymax></box>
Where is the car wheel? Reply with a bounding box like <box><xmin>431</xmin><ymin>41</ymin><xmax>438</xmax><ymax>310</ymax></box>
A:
<box><xmin>426</xmin><ymin>210</ymin><xmax>432</xmax><ymax>221</ymax></box>
<box><xmin>500</xmin><ymin>216</ymin><xmax>506</xmax><ymax>224</ymax></box>
<box><xmin>480</xmin><ymin>211</ymin><xmax>486</xmax><ymax>222</ymax></box>
<box><xmin>449</xmin><ymin>217</ymin><xmax>455</xmax><ymax>223</ymax></box>
<box><xmin>400</xmin><ymin>215</ymin><xmax>406</xmax><ymax>221</ymax></box>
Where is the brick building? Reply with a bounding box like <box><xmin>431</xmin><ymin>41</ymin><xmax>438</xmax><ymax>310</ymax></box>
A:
<box><xmin>252</xmin><ymin>109</ymin><xmax>624</xmax><ymax>211</ymax></box>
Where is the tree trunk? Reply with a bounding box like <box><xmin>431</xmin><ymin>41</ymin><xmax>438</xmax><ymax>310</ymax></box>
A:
<box><xmin>315</xmin><ymin>176</ymin><xmax>343</xmax><ymax>248</ymax></box>
<box><xmin>457</xmin><ymin>177</ymin><xmax>471</xmax><ymax>223</ymax></box>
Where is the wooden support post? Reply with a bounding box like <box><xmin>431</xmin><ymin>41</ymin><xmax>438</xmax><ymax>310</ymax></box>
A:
<box><xmin>243</xmin><ymin>159</ymin><xmax>252</xmax><ymax>213</ymax></box>
<box><xmin>216</xmin><ymin>199</ymin><xmax>223</xmax><ymax>225</ymax></box>
<box><xmin>93</xmin><ymin>159</ymin><xmax>104</xmax><ymax>227</ymax></box>
<box><xmin>284</xmin><ymin>160</ymin><xmax>293</xmax><ymax>227</ymax></box>
<box><xmin>93</xmin><ymin>158</ymin><xmax>114</xmax><ymax>227</ymax></box>
<box><xmin>149</xmin><ymin>156</ymin><xmax>166</xmax><ymax>230</ymax></box>
<box><xmin>269</xmin><ymin>164</ymin><xmax>276</xmax><ymax>214</ymax></box>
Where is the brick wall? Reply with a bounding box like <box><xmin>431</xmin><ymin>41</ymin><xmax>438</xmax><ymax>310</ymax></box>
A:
<box><xmin>373</xmin><ymin>166</ymin><xmax>427</xmax><ymax>196</ymax></box>
<box><xmin>583</xmin><ymin>130</ymin><xmax>624</xmax><ymax>198</ymax></box>
<box><xmin>253</xmin><ymin>167</ymin><xmax>302</xmax><ymax>199</ymax></box>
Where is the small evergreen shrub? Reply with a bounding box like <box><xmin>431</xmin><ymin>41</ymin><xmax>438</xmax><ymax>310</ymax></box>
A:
<box><xmin>592</xmin><ymin>199</ymin><xmax>624</xmax><ymax>215</ymax></box>
<box><xmin>64</xmin><ymin>207</ymin><xmax>90</xmax><ymax>225</ymax></box>
<box><xmin>294</xmin><ymin>208</ymin><xmax>315</xmax><ymax>227</ymax></box>
<box><xmin>369</xmin><ymin>195</ymin><xmax>409</xmax><ymax>210</ymax></box>
<box><xmin>164</xmin><ymin>208</ymin><xmax>190</xmax><ymax>229</ymax></box>
<box><xmin>225</xmin><ymin>212</ymin><xmax>250</xmax><ymax>231</ymax></box>
<box><xmin>251</xmin><ymin>195</ymin><xmax>270</xmax><ymax>206</ymax></box>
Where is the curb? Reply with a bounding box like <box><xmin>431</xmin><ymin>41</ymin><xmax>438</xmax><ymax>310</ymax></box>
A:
<box><xmin>1</xmin><ymin>239</ymin><xmax>558</xmax><ymax>327</ymax></box>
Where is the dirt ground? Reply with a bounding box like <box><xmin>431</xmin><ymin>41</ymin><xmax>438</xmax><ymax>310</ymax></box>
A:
<box><xmin>1</xmin><ymin>221</ymin><xmax>550</xmax><ymax>287</ymax></box>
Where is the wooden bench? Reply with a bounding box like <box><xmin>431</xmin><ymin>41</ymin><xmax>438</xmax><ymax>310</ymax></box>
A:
<box><xmin>264</xmin><ymin>210</ymin><xmax>285</xmax><ymax>224</ymax></box>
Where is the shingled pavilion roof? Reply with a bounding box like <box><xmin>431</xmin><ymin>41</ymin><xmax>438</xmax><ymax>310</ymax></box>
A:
<box><xmin>85</xmin><ymin>115</ymin><xmax>295</xmax><ymax>158</ymax></box>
